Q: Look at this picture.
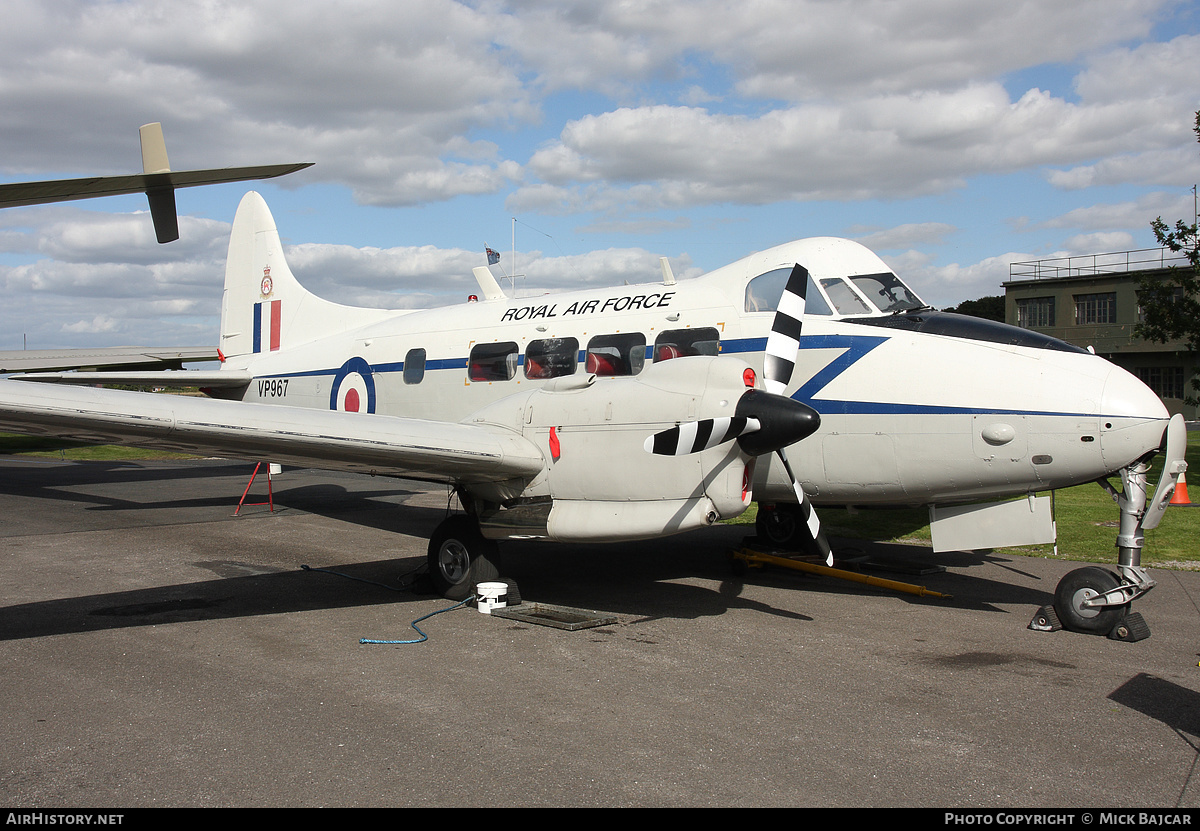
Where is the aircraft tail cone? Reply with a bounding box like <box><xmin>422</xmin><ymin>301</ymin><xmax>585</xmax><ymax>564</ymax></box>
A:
<box><xmin>1170</xmin><ymin>473</ymin><xmax>1192</xmax><ymax>506</ymax></box>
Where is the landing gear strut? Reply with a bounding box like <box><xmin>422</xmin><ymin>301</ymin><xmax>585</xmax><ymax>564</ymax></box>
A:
<box><xmin>1036</xmin><ymin>414</ymin><xmax>1187</xmax><ymax>639</ymax></box>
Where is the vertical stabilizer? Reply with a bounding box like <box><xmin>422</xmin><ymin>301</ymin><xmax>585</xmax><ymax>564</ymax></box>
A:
<box><xmin>219</xmin><ymin>192</ymin><xmax>391</xmax><ymax>359</ymax></box>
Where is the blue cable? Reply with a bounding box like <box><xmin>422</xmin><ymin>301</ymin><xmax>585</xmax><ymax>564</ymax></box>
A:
<box><xmin>359</xmin><ymin>597</ymin><xmax>474</xmax><ymax>645</ymax></box>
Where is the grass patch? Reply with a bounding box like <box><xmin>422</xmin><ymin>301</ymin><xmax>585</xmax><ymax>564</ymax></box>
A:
<box><xmin>0</xmin><ymin>433</ymin><xmax>199</xmax><ymax>461</ymax></box>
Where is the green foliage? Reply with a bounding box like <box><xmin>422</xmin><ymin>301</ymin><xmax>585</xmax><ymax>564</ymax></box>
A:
<box><xmin>0</xmin><ymin>432</ymin><xmax>197</xmax><ymax>460</ymax></box>
<box><xmin>941</xmin><ymin>295</ymin><xmax>1005</xmax><ymax>321</ymax></box>
<box><xmin>1135</xmin><ymin>110</ymin><xmax>1200</xmax><ymax>403</ymax></box>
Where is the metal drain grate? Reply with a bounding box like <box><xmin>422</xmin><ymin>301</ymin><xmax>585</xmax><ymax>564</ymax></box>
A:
<box><xmin>490</xmin><ymin>602</ymin><xmax>618</xmax><ymax>630</ymax></box>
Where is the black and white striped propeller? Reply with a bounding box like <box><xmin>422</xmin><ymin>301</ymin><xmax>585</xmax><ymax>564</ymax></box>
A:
<box><xmin>760</xmin><ymin>264</ymin><xmax>831</xmax><ymax>565</ymax></box>
<box><xmin>644</xmin><ymin>263</ymin><xmax>833</xmax><ymax>566</ymax></box>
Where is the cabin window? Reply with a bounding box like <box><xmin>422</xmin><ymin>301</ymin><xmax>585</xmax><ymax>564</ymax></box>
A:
<box><xmin>524</xmin><ymin>337</ymin><xmax>579</xmax><ymax>380</ymax></box>
<box><xmin>468</xmin><ymin>342</ymin><xmax>518</xmax><ymax>382</ymax></box>
<box><xmin>744</xmin><ymin>268</ymin><xmax>831</xmax><ymax>315</ymax></box>
<box><xmin>820</xmin><ymin>278</ymin><xmax>872</xmax><ymax>315</ymax></box>
<box><xmin>403</xmin><ymin>348</ymin><xmax>426</xmax><ymax>384</ymax></box>
<box><xmin>653</xmin><ymin>328</ymin><xmax>721</xmax><ymax>362</ymax></box>
<box><xmin>585</xmin><ymin>333</ymin><xmax>645</xmax><ymax>376</ymax></box>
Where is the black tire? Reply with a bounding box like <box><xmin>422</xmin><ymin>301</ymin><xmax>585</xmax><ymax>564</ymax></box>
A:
<box><xmin>427</xmin><ymin>515</ymin><xmax>501</xmax><ymax>601</ymax></box>
<box><xmin>755</xmin><ymin>502</ymin><xmax>825</xmax><ymax>559</ymax></box>
<box><xmin>1053</xmin><ymin>566</ymin><xmax>1129</xmax><ymax>635</ymax></box>
<box><xmin>756</xmin><ymin>502</ymin><xmax>799</xmax><ymax>547</ymax></box>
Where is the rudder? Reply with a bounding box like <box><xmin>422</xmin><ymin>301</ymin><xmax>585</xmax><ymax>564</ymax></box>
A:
<box><xmin>219</xmin><ymin>191</ymin><xmax>390</xmax><ymax>359</ymax></box>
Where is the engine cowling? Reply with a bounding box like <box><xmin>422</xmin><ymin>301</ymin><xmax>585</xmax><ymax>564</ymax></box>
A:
<box><xmin>463</xmin><ymin>355</ymin><xmax>816</xmax><ymax>543</ymax></box>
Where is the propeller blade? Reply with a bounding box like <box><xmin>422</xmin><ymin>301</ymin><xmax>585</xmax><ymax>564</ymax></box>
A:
<box><xmin>763</xmin><ymin>263</ymin><xmax>809</xmax><ymax>395</ymax></box>
<box><xmin>757</xmin><ymin>264</ymin><xmax>832</xmax><ymax>564</ymax></box>
<box><xmin>774</xmin><ymin>446</ymin><xmax>833</xmax><ymax>567</ymax></box>
<box><xmin>644</xmin><ymin>416</ymin><xmax>760</xmax><ymax>455</ymax></box>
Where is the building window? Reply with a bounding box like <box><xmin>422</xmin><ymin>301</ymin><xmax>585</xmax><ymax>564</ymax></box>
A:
<box><xmin>1016</xmin><ymin>297</ymin><xmax>1055</xmax><ymax>328</ymax></box>
<box><xmin>1074</xmin><ymin>293</ymin><xmax>1116</xmax><ymax>325</ymax></box>
<box><xmin>1137</xmin><ymin>367</ymin><xmax>1186</xmax><ymax>400</ymax></box>
<box><xmin>1137</xmin><ymin>287</ymin><xmax>1184</xmax><ymax>322</ymax></box>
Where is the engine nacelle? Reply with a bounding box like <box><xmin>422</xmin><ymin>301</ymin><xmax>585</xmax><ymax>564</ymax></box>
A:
<box><xmin>464</xmin><ymin>356</ymin><xmax>760</xmax><ymax>542</ymax></box>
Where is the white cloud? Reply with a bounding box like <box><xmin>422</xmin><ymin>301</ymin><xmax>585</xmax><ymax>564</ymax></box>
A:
<box><xmin>1036</xmin><ymin>193</ymin><xmax>1195</xmax><ymax>231</ymax></box>
<box><xmin>1</xmin><ymin>0</ymin><xmax>1196</xmax><ymax>338</ymax></box>
<box><xmin>851</xmin><ymin>223</ymin><xmax>958</xmax><ymax>250</ymax></box>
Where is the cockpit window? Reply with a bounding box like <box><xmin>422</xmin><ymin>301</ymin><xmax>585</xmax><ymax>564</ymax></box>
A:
<box><xmin>745</xmin><ymin>268</ymin><xmax>832</xmax><ymax>316</ymax></box>
<box><xmin>820</xmin><ymin>278</ymin><xmax>873</xmax><ymax>315</ymax></box>
<box><xmin>848</xmin><ymin>272</ymin><xmax>925</xmax><ymax>313</ymax></box>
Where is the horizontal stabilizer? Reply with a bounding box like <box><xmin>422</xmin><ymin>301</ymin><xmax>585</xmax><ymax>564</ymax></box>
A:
<box><xmin>0</xmin><ymin>122</ymin><xmax>312</xmax><ymax>243</ymax></box>
<box><xmin>0</xmin><ymin>346</ymin><xmax>218</xmax><ymax>374</ymax></box>
<box><xmin>10</xmin><ymin>370</ymin><xmax>251</xmax><ymax>389</ymax></box>
<box><xmin>0</xmin><ymin>163</ymin><xmax>313</xmax><ymax>209</ymax></box>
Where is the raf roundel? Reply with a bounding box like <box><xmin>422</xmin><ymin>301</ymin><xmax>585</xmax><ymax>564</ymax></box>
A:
<box><xmin>329</xmin><ymin>357</ymin><xmax>377</xmax><ymax>414</ymax></box>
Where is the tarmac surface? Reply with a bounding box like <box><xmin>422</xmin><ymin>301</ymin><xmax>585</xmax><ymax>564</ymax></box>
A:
<box><xmin>1</xmin><ymin>456</ymin><xmax>1199</xmax><ymax>808</ymax></box>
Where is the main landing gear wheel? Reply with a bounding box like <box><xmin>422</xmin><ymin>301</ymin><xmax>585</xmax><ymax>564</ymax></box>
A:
<box><xmin>756</xmin><ymin>502</ymin><xmax>799</xmax><ymax>547</ymax></box>
<box><xmin>427</xmin><ymin>515</ymin><xmax>500</xmax><ymax>601</ymax></box>
<box><xmin>1053</xmin><ymin>566</ymin><xmax>1129</xmax><ymax>635</ymax></box>
<box><xmin>755</xmin><ymin>502</ymin><xmax>825</xmax><ymax>560</ymax></box>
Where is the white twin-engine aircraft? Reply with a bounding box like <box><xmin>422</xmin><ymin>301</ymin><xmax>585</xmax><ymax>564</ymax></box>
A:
<box><xmin>0</xmin><ymin>190</ymin><xmax>1188</xmax><ymax>638</ymax></box>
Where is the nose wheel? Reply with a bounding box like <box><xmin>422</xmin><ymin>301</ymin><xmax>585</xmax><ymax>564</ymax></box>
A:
<box><xmin>1052</xmin><ymin>567</ymin><xmax>1130</xmax><ymax>634</ymax></box>
<box><xmin>1033</xmin><ymin>416</ymin><xmax>1187</xmax><ymax>640</ymax></box>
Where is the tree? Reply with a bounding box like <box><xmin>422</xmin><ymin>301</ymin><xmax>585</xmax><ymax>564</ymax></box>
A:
<box><xmin>942</xmin><ymin>295</ymin><xmax>1005</xmax><ymax>321</ymax></box>
<box><xmin>1135</xmin><ymin>111</ymin><xmax>1200</xmax><ymax>404</ymax></box>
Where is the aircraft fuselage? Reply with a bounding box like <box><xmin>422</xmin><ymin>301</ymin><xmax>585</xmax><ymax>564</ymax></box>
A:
<box><xmin>221</xmin><ymin>236</ymin><xmax>1169</xmax><ymax>510</ymax></box>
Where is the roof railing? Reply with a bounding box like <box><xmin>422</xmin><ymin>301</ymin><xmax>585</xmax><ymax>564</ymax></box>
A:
<box><xmin>1009</xmin><ymin>247</ymin><xmax>1191</xmax><ymax>281</ymax></box>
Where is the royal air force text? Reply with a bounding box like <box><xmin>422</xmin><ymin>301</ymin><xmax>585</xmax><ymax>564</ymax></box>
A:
<box><xmin>500</xmin><ymin>292</ymin><xmax>676</xmax><ymax>323</ymax></box>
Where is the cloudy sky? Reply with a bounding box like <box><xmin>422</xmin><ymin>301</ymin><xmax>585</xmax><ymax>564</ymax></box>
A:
<box><xmin>2</xmin><ymin>0</ymin><xmax>1199</xmax><ymax>350</ymax></box>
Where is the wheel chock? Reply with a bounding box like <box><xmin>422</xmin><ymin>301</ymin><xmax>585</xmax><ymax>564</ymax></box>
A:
<box><xmin>1107</xmin><ymin>612</ymin><xmax>1151</xmax><ymax>642</ymax></box>
<box><xmin>1028</xmin><ymin>604</ymin><xmax>1062</xmax><ymax>632</ymax></box>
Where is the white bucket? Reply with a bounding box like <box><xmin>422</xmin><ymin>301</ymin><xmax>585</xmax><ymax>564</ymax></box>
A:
<box><xmin>476</xmin><ymin>582</ymin><xmax>508</xmax><ymax>614</ymax></box>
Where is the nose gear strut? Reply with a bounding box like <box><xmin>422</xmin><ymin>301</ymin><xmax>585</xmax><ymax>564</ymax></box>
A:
<box><xmin>1031</xmin><ymin>414</ymin><xmax>1187</xmax><ymax>639</ymax></box>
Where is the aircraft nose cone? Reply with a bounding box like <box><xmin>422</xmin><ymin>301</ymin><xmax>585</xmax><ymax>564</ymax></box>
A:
<box><xmin>1102</xmin><ymin>364</ymin><xmax>1170</xmax><ymax>421</ymax></box>
<box><xmin>735</xmin><ymin>389</ymin><xmax>820</xmax><ymax>455</ymax></box>
<box><xmin>1100</xmin><ymin>365</ymin><xmax>1171</xmax><ymax>468</ymax></box>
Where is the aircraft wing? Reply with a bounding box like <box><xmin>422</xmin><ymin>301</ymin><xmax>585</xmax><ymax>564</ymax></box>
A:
<box><xmin>0</xmin><ymin>164</ymin><xmax>313</xmax><ymax>210</ymax></box>
<box><xmin>0</xmin><ymin>380</ymin><xmax>544</xmax><ymax>484</ymax></box>
<box><xmin>0</xmin><ymin>347</ymin><xmax>220</xmax><ymax>374</ymax></box>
